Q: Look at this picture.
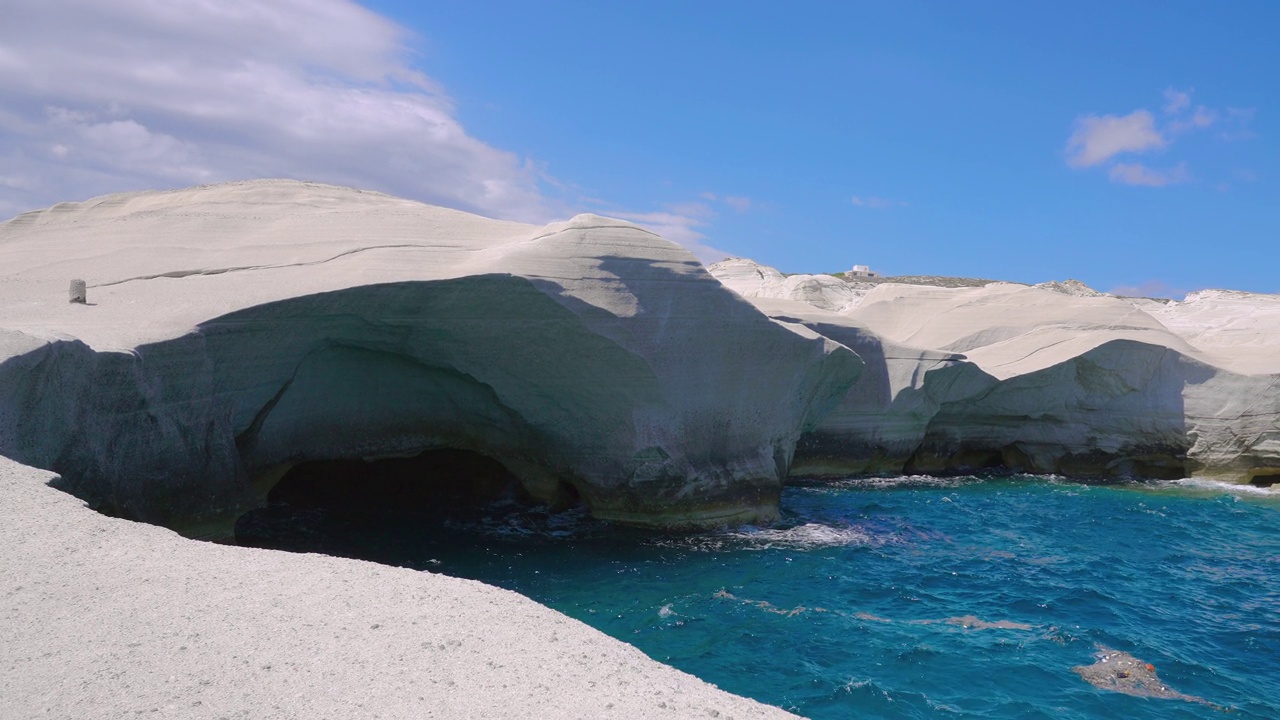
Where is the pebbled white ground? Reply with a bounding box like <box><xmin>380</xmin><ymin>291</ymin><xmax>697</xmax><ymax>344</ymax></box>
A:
<box><xmin>0</xmin><ymin>455</ymin><xmax>795</xmax><ymax>719</ymax></box>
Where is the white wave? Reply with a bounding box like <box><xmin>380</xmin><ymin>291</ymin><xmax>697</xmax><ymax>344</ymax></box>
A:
<box><xmin>723</xmin><ymin>522</ymin><xmax>877</xmax><ymax>550</ymax></box>
<box><xmin>1165</xmin><ymin>477</ymin><xmax>1278</xmax><ymax>497</ymax></box>
<box><xmin>815</xmin><ymin>475</ymin><xmax>970</xmax><ymax>491</ymax></box>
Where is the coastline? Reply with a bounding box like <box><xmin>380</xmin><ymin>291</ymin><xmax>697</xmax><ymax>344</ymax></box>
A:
<box><xmin>3</xmin><ymin>181</ymin><xmax>1277</xmax><ymax>717</ymax></box>
<box><xmin>0</xmin><ymin>455</ymin><xmax>796</xmax><ymax>719</ymax></box>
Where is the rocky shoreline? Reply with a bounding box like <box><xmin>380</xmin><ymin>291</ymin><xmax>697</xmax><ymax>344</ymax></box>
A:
<box><xmin>3</xmin><ymin>180</ymin><xmax>1277</xmax><ymax>717</ymax></box>
<box><xmin>0</xmin><ymin>455</ymin><xmax>795</xmax><ymax>719</ymax></box>
<box><xmin>5</xmin><ymin>181</ymin><xmax>1274</xmax><ymax>542</ymax></box>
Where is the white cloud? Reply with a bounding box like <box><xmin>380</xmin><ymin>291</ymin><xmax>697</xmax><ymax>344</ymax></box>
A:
<box><xmin>1064</xmin><ymin>110</ymin><xmax>1165</xmax><ymax>168</ymax></box>
<box><xmin>0</xmin><ymin>0</ymin><xmax>549</xmax><ymax>222</ymax></box>
<box><xmin>1162</xmin><ymin>88</ymin><xmax>1217</xmax><ymax>133</ymax></box>
<box><xmin>1163</xmin><ymin>88</ymin><xmax>1192</xmax><ymax>115</ymax></box>
<box><xmin>0</xmin><ymin>0</ymin><xmax>753</xmax><ymax>263</ymax></box>
<box><xmin>1108</xmin><ymin>162</ymin><xmax>1190</xmax><ymax>187</ymax></box>
<box><xmin>850</xmin><ymin>195</ymin><xmax>907</xmax><ymax>209</ymax></box>
<box><xmin>45</xmin><ymin>108</ymin><xmax>212</xmax><ymax>181</ymax></box>
<box><xmin>1066</xmin><ymin>89</ymin><xmax>1257</xmax><ymax>191</ymax></box>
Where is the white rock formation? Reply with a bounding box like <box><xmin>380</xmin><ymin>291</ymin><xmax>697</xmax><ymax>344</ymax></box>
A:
<box><xmin>1143</xmin><ymin>289</ymin><xmax>1280</xmax><ymax>376</ymax></box>
<box><xmin>0</xmin><ymin>455</ymin><xmax>797</xmax><ymax>719</ymax></box>
<box><xmin>0</xmin><ymin>181</ymin><xmax>859</xmax><ymax>533</ymax></box>
<box><xmin>1035</xmin><ymin>278</ymin><xmax>1108</xmax><ymax>298</ymax></box>
<box><xmin>709</xmin><ymin>257</ymin><xmax>871</xmax><ymax>312</ymax></box>
<box><xmin>710</xmin><ymin>258</ymin><xmax>1280</xmax><ymax>484</ymax></box>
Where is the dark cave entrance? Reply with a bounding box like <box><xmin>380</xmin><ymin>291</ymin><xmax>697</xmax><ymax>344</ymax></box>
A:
<box><xmin>1247</xmin><ymin>470</ymin><xmax>1279</xmax><ymax>488</ymax></box>
<box><xmin>231</xmin><ymin>448</ymin><xmax>577</xmax><ymax>561</ymax></box>
<box><xmin>264</xmin><ymin>448</ymin><xmax>526</xmax><ymax>514</ymax></box>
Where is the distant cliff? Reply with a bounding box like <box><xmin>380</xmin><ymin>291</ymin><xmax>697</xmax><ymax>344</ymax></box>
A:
<box><xmin>711</xmin><ymin>258</ymin><xmax>1280</xmax><ymax>485</ymax></box>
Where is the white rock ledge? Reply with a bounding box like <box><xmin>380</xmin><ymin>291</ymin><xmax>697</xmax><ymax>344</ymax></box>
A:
<box><xmin>0</xmin><ymin>455</ymin><xmax>797</xmax><ymax>719</ymax></box>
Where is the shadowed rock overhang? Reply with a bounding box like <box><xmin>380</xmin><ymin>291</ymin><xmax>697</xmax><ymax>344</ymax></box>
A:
<box><xmin>0</xmin><ymin>181</ymin><xmax>861</xmax><ymax>536</ymax></box>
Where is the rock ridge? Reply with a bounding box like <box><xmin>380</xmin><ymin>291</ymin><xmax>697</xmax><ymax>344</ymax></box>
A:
<box><xmin>710</xmin><ymin>258</ymin><xmax>1280</xmax><ymax>484</ymax></box>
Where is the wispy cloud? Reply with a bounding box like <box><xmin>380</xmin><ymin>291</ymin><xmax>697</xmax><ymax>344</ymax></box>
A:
<box><xmin>1215</xmin><ymin>167</ymin><xmax>1260</xmax><ymax>194</ymax></box>
<box><xmin>1219</xmin><ymin>107</ymin><xmax>1257</xmax><ymax>141</ymax></box>
<box><xmin>1163</xmin><ymin>88</ymin><xmax>1222</xmax><ymax>134</ymax></box>
<box><xmin>1169</xmin><ymin>106</ymin><xmax>1217</xmax><ymax>135</ymax></box>
<box><xmin>850</xmin><ymin>195</ymin><xmax>907</xmax><ymax>209</ymax></box>
<box><xmin>1065</xmin><ymin>88</ymin><xmax>1253</xmax><ymax>188</ymax></box>
<box><xmin>610</xmin><ymin>202</ymin><xmax>733</xmax><ymax>264</ymax></box>
<box><xmin>1163</xmin><ymin>88</ymin><xmax>1192</xmax><ymax>115</ymax></box>
<box><xmin>1108</xmin><ymin>280</ymin><xmax>1190</xmax><ymax>300</ymax></box>
<box><xmin>1108</xmin><ymin>162</ymin><xmax>1190</xmax><ymax>187</ymax></box>
<box><xmin>663</xmin><ymin>200</ymin><xmax>717</xmax><ymax>221</ymax></box>
<box><xmin>1064</xmin><ymin>110</ymin><xmax>1165</xmax><ymax>168</ymax></box>
<box><xmin>699</xmin><ymin>191</ymin><xmax>754</xmax><ymax>213</ymax></box>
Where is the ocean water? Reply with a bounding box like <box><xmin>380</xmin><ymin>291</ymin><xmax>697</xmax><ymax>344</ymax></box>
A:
<box><xmin>237</xmin><ymin>475</ymin><xmax>1280</xmax><ymax>719</ymax></box>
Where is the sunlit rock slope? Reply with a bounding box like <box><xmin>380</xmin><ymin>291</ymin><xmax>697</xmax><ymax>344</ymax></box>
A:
<box><xmin>0</xmin><ymin>181</ymin><xmax>859</xmax><ymax>533</ymax></box>
<box><xmin>711</xmin><ymin>258</ymin><xmax>1280</xmax><ymax>485</ymax></box>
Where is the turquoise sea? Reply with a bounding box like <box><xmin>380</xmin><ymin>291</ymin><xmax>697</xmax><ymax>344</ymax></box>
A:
<box><xmin>237</xmin><ymin>475</ymin><xmax>1280</xmax><ymax>719</ymax></box>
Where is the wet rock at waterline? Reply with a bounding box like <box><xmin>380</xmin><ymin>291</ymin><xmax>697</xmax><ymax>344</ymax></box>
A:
<box><xmin>0</xmin><ymin>180</ymin><xmax>859</xmax><ymax>535</ymax></box>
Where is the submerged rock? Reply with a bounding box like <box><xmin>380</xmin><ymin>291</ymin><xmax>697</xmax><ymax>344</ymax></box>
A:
<box><xmin>1073</xmin><ymin>646</ymin><xmax>1219</xmax><ymax>708</ymax></box>
<box><xmin>0</xmin><ymin>181</ymin><xmax>859</xmax><ymax>534</ymax></box>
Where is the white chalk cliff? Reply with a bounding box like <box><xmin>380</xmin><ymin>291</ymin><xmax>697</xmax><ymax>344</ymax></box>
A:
<box><xmin>710</xmin><ymin>258</ymin><xmax>1280</xmax><ymax>485</ymax></box>
<box><xmin>4</xmin><ymin>183</ymin><xmax>1274</xmax><ymax>521</ymax></box>
<box><xmin>0</xmin><ymin>180</ymin><xmax>859</xmax><ymax>533</ymax></box>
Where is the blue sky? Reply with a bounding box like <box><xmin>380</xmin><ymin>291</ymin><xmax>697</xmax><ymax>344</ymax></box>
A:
<box><xmin>2</xmin><ymin>1</ymin><xmax>1275</xmax><ymax>295</ymax></box>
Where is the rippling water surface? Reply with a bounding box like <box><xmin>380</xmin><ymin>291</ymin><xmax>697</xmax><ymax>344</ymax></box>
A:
<box><xmin>238</xmin><ymin>476</ymin><xmax>1280</xmax><ymax>719</ymax></box>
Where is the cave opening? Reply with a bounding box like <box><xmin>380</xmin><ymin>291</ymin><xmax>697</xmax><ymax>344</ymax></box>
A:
<box><xmin>1247</xmin><ymin>469</ymin><xmax>1280</xmax><ymax>488</ymax></box>
<box><xmin>265</xmin><ymin>448</ymin><xmax>526</xmax><ymax>514</ymax></box>
<box><xmin>232</xmin><ymin>448</ymin><xmax>584</xmax><ymax>562</ymax></box>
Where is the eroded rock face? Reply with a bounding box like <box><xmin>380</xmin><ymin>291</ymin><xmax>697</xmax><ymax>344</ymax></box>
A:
<box><xmin>708</xmin><ymin>258</ymin><xmax>868</xmax><ymax>312</ymax></box>
<box><xmin>0</xmin><ymin>181</ymin><xmax>860</xmax><ymax>534</ymax></box>
<box><xmin>711</xmin><ymin>258</ymin><xmax>1280</xmax><ymax>483</ymax></box>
